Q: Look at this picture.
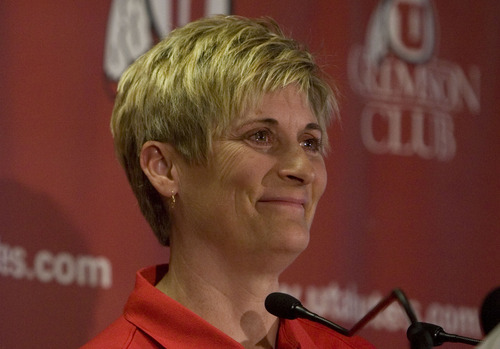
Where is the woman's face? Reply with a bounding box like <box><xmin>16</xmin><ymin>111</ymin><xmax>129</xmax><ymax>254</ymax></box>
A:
<box><xmin>174</xmin><ymin>85</ymin><xmax>328</xmax><ymax>266</ymax></box>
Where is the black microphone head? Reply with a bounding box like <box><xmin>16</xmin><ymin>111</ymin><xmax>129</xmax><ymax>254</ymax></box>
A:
<box><xmin>480</xmin><ymin>286</ymin><xmax>500</xmax><ymax>335</ymax></box>
<box><xmin>406</xmin><ymin>322</ymin><xmax>435</xmax><ymax>348</ymax></box>
<box><xmin>265</xmin><ymin>292</ymin><xmax>302</xmax><ymax>319</ymax></box>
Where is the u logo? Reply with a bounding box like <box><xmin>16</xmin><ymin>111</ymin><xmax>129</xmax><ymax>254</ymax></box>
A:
<box><xmin>366</xmin><ymin>0</ymin><xmax>435</xmax><ymax>64</ymax></box>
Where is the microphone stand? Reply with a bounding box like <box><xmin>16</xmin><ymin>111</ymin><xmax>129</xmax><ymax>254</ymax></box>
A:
<box><xmin>345</xmin><ymin>288</ymin><xmax>481</xmax><ymax>348</ymax></box>
<box><xmin>294</xmin><ymin>288</ymin><xmax>435</xmax><ymax>347</ymax></box>
<box><xmin>348</xmin><ymin>288</ymin><xmax>418</xmax><ymax>334</ymax></box>
<box><xmin>346</xmin><ymin>288</ymin><xmax>434</xmax><ymax>349</ymax></box>
<box><xmin>271</xmin><ymin>288</ymin><xmax>482</xmax><ymax>348</ymax></box>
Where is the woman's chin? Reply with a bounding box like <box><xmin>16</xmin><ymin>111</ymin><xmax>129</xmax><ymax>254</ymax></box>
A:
<box><xmin>268</xmin><ymin>230</ymin><xmax>310</xmax><ymax>258</ymax></box>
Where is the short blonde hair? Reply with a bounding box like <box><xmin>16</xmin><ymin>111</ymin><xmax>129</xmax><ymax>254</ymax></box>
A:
<box><xmin>111</xmin><ymin>15</ymin><xmax>338</xmax><ymax>245</ymax></box>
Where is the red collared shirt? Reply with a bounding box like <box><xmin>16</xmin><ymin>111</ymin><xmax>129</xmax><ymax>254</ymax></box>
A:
<box><xmin>81</xmin><ymin>265</ymin><xmax>375</xmax><ymax>348</ymax></box>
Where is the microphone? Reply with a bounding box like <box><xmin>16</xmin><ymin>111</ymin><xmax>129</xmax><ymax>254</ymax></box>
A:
<box><xmin>265</xmin><ymin>288</ymin><xmax>418</xmax><ymax>337</ymax></box>
<box><xmin>480</xmin><ymin>286</ymin><xmax>500</xmax><ymax>336</ymax></box>
<box><xmin>265</xmin><ymin>291</ymin><xmax>350</xmax><ymax>336</ymax></box>
<box><xmin>265</xmin><ymin>288</ymin><xmax>482</xmax><ymax>348</ymax></box>
<box><xmin>406</xmin><ymin>322</ymin><xmax>481</xmax><ymax>346</ymax></box>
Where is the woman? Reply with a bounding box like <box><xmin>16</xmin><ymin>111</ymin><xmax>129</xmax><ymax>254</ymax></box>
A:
<box><xmin>83</xmin><ymin>15</ymin><xmax>374</xmax><ymax>349</ymax></box>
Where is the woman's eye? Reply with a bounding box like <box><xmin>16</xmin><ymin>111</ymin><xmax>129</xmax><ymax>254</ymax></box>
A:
<box><xmin>248</xmin><ymin>130</ymin><xmax>273</xmax><ymax>145</ymax></box>
<box><xmin>301</xmin><ymin>137</ymin><xmax>322</xmax><ymax>153</ymax></box>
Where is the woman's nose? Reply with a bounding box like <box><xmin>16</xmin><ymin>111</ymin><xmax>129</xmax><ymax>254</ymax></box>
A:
<box><xmin>277</xmin><ymin>145</ymin><xmax>315</xmax><ymax>184</ymax></box>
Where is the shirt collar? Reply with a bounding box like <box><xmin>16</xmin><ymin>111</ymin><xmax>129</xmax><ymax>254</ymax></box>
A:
<box><xmin>124</xmin><ymin>265</ymin><xmax>244</xmax><ymax>348</ymax></box>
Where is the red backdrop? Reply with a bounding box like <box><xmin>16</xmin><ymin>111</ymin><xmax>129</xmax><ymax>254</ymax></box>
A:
<box><xmin>1</xmin><ymin>1</ymin><xmax>499</xmax><ymax>348</ymax></box>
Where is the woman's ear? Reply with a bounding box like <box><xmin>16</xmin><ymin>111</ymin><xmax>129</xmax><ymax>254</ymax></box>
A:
<box><xmin>140</xmin><ymin>141</ymin><xmax>179</xmax><ymax>197</ymax></box>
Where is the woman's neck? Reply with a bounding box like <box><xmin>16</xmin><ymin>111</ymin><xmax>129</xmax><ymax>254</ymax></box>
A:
<box><xmin>156</xmin><ymin>246</ymin><xmax>282</xmax><ymax>348</ymax></box>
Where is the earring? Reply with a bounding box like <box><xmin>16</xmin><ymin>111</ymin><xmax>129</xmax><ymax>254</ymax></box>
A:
<box><xmin>170</xmin><ymin>191</ymin><xmax>176</xmax><ymax>209</ymax></box>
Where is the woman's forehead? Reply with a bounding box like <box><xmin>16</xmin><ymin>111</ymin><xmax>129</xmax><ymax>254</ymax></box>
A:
<box><xmin>233</xmin><ymin>87</ymin><xmax>319</xmax><ymax>125</ymax></box>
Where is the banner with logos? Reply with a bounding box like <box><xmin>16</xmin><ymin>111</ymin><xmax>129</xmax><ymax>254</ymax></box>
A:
<box><xmin>1</xmin><ymin>1</ymin><xmax>498</xmax><ymax>348</ymax></box>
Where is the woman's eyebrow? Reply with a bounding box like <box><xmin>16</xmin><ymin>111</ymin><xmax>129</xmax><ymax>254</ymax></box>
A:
<box><xmin>240</xmin><ymin>119</ymin><xmax>321</xmax><ymax>128</ymax></box>
<box><xmin>251</xmin><ymin>118</ymin><xmax>279</xmax><ymax>126</ymax></box>
<box><xmin>235</xmin><ymin>119</ymin><xmax>322</xmax><ymax>133</ymax></box>
<box><xmin>235</xmin><ymin>118</ymin><xmax>278</xmax><ymax>129</ymax></box>
<box><xmin>305</xmin><ymin>122</ymin><xmax>322</xmax><ymax>131</ymax></box>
